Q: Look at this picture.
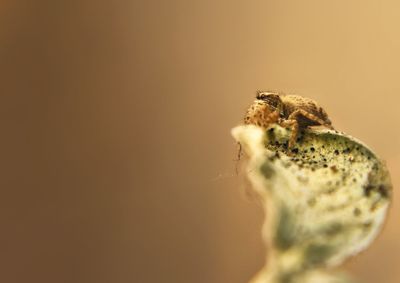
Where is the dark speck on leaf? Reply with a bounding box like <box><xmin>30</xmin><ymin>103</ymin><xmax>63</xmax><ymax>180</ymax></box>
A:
<box><xmin>378</xmin><ymin>185</ymin><xmax>389</xmax><ymax>198</ymax></box>
<box><xmin>363</xmin><ymin>222</ymin><xmax>373</xmax><ymax>230</ymax></box>
<box><xmin>305</xmin><ymin>244</ymin><xmax>333</xmax><ymax>266</ymax></box>
<box><xmin>354</xmin><ymin>208</ymin><xmax>361</xmax><ymax>216</ymax></box>
<box><xmin>260</xmin><ymin>161</ymin><xmax>274</xmax><ymax>178</ymax></box>
<box><xmin>364</xmin><ymin>185</ymin><xmax>374</xmax><ymax>197</ymax></box>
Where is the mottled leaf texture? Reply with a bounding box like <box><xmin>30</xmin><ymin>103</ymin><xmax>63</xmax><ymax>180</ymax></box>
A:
<box><xmin>232</xmin><ymin>125</ymin><xmax>391</xmax><ymax>283</ymax></box>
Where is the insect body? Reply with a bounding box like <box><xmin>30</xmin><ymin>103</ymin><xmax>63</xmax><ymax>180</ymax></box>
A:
<box><xmin>244</xmin><ymin>91</ymin><xmax>334</xmax><ymax>148</ymax></box>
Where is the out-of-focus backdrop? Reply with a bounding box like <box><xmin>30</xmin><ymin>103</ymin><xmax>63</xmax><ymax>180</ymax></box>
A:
<box><xmin>1</xmin><ymin>1</ymin><xmax>399</xmax><ymax>282</ymax></box>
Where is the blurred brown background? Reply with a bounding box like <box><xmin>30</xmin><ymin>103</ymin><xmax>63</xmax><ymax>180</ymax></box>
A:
<box><xmin>1</xmin><ymin>1</ymin><xmax>399</xmax><ymax>282</ymax></box>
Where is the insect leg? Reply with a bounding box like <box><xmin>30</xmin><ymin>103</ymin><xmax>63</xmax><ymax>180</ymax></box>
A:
<box><xmin>279</xmin><ymin>119</ymin><xmax>299</xmax><ymax>149</ymax></box>
<box><xmin>288</xmin><ymin>109</ymin><xmax>333</xmax><ymax>129</ymax></box>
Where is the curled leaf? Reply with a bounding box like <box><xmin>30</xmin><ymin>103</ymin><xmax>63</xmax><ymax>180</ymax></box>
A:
<box><xmin>232</xmin><ymin>125</ymin><xmax>392</xmax><ymax>283</ymax></box>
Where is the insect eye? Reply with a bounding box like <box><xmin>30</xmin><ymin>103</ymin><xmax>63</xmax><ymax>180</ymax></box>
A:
<box><xmin>256</xmin><ymin>93</ymin><xmax>266</xmax><ymax>100</ymax></box>
<box><xmin>258</xmin><ymin>93</ymin><xmax>280</xmax><ymax>106</ymax></box>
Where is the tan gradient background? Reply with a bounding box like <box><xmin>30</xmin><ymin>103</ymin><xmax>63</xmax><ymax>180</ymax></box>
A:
<box><xmin>1</xmin><ymin>1</ymin><xmax>400</xmax><ymax>282</ymax></box>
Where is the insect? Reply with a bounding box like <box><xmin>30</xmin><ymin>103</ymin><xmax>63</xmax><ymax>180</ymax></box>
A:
<box><xmin>244</xmin><ymin>91</ymin><xmax>334</xmax><ymax>148</ymax></box>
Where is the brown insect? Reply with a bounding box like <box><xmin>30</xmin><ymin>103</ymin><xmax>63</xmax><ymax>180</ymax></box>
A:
<box><xmin>244</xmin><ymin>91</ymin><xmax>334</xmax><ymax>148</ymax></box>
